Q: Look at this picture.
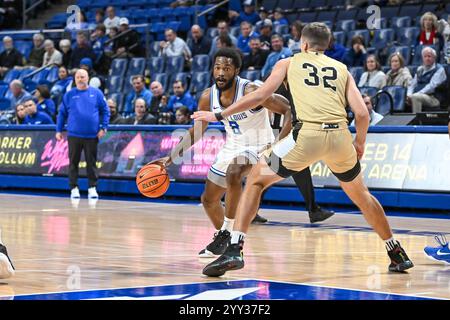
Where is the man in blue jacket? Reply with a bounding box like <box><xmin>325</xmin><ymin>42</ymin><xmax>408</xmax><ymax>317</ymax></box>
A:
<box><xmin>56</xmin><ymin>69</ymin><xmax>109</xmax><ymax>199</ymax></box>
<box><xmin>261</xmin><ymin>34</ymin><xmax>292</xmax><ymax>79</ymax></box>
<box><xmin>166</xmin><ymin>80</ymin><xmax>197</xmax><ymax>113</ymax></box>
<box><xmin>23</xmin><ymin>98</ymin><xmax>54</xmax><ymax>125</ymax></box>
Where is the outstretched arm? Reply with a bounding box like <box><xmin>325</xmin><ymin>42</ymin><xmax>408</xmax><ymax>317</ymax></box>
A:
<box><xmin>192</xmin><ymin>58</ymin><xmax>291</xmax><ymax>122</ymax></box>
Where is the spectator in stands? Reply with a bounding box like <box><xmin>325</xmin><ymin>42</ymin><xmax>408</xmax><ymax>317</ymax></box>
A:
<box><xmin>59</xmin><ymin>39</ymin><xmax>72</xmax><ymax>69</ymax></box>
<box><xmin>187</xmin><ymin>25</ymin><xmax>212</xmax><ymax>56</ymax></box>
<box><xmin>0</xmin><ymin>0</ymin><xmax>21</xmax><ymax>29</ymax></box>
<box><xmin>34</xmin><ymin>84</ymin><xmax>56</xmax><ymax>120</ymax></box>
<box><xmin>325</xmin><ymin>33</ymin><xmax>347</xmax><ymax>62</ymax></box>
<box><xmin>108</xmin><ymin>98</ymin><xmax>124</xmax><ymax>124</ymax></box>
<box><xmin>22</xmin><ymin>98</ymin><xmax>54</xmax><ymax>125</ymax></box>
<box><xmin>287</xmin><ymin>21</ymin><xmax>303</xmax><ymax>52</ymax></box>
<box><xmin>342</xmin><ymin>35</ymin><xmax>367</xmax><ymax>68</ymax></box>
<box><xmin>350</xmin><ymin>94</ymin><xmax>383</xmax><ymax>126</ymax></box>
<box><xmin>56</xmin><ymin>69</ymin><xmax>109</xmax><ymax>200</ymax></box>
<box><xmin>237</xmin><ymin>21</ymin><xmax>259</xmax><ymax>54</ymax></box>
<box><xmin>242</xmin><ymin>37</ymin><xmax>269</xmax><ymax>70</ymax></box>
<box><xmin>104</xmin><ymin>6</ymin><xmax>121</xmax><ymax>34</ymax></box>
<box><xmin>148</xmin><ymin>81</ymin><xmax>168</xmax><ymax>119</ymax></box>
<box><xmin>91</xmin><ymin>24</ymin><xmax>109</xmax><ymax>62</ymax></box>
<box><xmin>114</xmin><ymin>18</ymin><xmax>144</xmax><ymax>58</ymax></box>
<box><xmin>385</xmin><ymin>52</ymin><xmax>412</xmax><ymax>87</ymax></box>
<box><xmin>174</xmin><ymin>106</ymin><xmax>192</xmax><ymax>125</ymax></box>
<box><xmin>209</xmin><ymin>21</ymin><xmax>238</xmax><ymax>57</ymax></box>
<box><xmin>124</xmin><ymin>75</ymin><xmax>153</xmax><ymax>114</ymax></box>
<box><xmin>258</xmin><ymin>19</ymin><xmax>273</xmax><ymax>51</ymax></box>
<box><xmin>8</xmin><ymin>80</ymin><xmax>31</xmax><ymax>109</ymax></box>
<box><xmin>66</xmin><ymin>11</ymin><xmax>91</xmax><ymax>40</ymax></box>
<box><xmin>70</xmin><ymin>32</ymin><xmax>96</xmax><ymax>72</ymax></box>
<box><xmin>407</xmin><ymin>47</ymin><xmax>447</xmax><ymax>113</ymax></box>
<box><xmin>418</xmin><ymin>12</ymin><xmax>444</xmax><ymax>53</ymax></box>
<box><xmin>51</xmin><ymin>66</ymin><xmax>73</xmax><ymax>98</ymax></box>
<box><xmin>167</xmin><ymin>80</ymin><xmax>197</xmax><ymax>113</ymax></box>
<box><xmin>79</xmin><ymin>58</ymin><xmax>102</xmax><ymax>89</ymax></box>
<box><xmin>216</xmin><ymin>34</ymin><xmax>236</xmax><ymax>51</ymax></box>
<box><xmin>229</xmin><ymin>0</ymin><xmax>260</xmax><ymax>26</ymax></box>
<box><xmin>124</xmin><ymin>98</ymin><xmax>156</xmax><ymax>125</ymax></box>
<box><xmin>94</xmin><ymin>9</ymin><xmax>105</xmax><ymax>26</ymax></box>
<box><xmin>261</xmin><ymin>34</ymin><xmax>292</xmax><ymax>79</ymax></box>
<box><xmin>103</xmin><ymin>27</ymin><xmax>118</xmax><ymax>58</ymax></box>
<box><xmin>439</xmin><ymin>15</ymin><xmax>450</xmax><ymax>64</ymax></box>
<box><xmin>272</xmin><ymin>8</ymin><xmax>289</xmax><ymax>27</ymax></box>
<box><xmin>13</xmin><ymin>103</ymin><xmax>26</xmax><ymax>124</ymax></box>
<box><xmin>358</xmin><ymin>54</ymin><xmax>386</xmax><ymax>89</ymax></box>
<box><xmin>0</xmin><ymin>36</ymin><xmax>24</xmax><ymax>78</ymax></box>
<box><xmin>160</xmin><ymin>28</ymin><xmax>191</xmax><ymax>62</ymax></box>
<box><xmin>26</xmin><ymin>33</ymin><xmax>45</xmax><ymax>68</ymax></box>
<box><xmin>42</xmin><ymin>40</ymin><xmax>62</xmax><ymax>67</ymax></box>
<box><xmin>255</xmin><ymin>7</ymin><xmax>269</xmax><ymax>31</ymax></box>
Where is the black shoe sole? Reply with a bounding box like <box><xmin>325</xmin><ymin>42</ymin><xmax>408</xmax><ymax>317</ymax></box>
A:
<box><xmin>202</xmin><ymin>260</ymin><xmax>244</xmax><ymax>277</ymax></box>
<box><xmin>309</xmin><ymin>212</ymin><xmax>335</xmax><ymax>223</ymax></box>
<box><xmin>389</xmin><ymin>261</ymin><xmax>414</xmax><ymax>272</ymax></box>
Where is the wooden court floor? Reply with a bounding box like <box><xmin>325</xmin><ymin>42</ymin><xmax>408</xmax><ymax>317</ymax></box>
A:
<box><xmin>0</xmin><ymin>193</ymin><xmax>449</xmax><ymax>300</ymax></box>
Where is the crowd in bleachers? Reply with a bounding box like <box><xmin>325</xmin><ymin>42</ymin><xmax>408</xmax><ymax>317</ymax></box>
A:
<box><xmin>0</xmin><ymin>0</ymin><xmax>449</xmax><ymax>126</ymax></box>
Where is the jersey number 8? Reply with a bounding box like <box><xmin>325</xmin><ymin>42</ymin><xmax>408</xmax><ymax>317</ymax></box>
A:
<box><xmin>228</xmin><ymin>121</ymin><xmax>242</xmax><ymax>134</ymax></box>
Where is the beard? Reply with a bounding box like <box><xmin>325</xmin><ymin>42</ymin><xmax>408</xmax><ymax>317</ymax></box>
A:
<box><xmin>215</xmin><ymin>77</ymin><xmax>235</xmax><ymax>92</ymax></box>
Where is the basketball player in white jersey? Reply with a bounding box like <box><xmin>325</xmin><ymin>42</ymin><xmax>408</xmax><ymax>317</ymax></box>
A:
<box><xmin>152</xmin><ymin>48</ymin><xmax>292</xmax><ymax>258</ymax></box>
<box><xmin>0</xmin><ymin>229</ymin><xmax>15</xmax><ymax>279</ymax></box>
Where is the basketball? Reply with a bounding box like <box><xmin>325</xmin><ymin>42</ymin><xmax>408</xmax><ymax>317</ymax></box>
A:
<box><xmin>136</xmin><ymin>163</ymin><xmax>170</xmax><ymax>198</ymax></box>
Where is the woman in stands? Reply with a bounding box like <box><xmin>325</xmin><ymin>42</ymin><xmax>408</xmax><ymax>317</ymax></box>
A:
<box><xmin>50</xmin><ymin>66</ymin><xmax>73</xmax><ymax>102</ymax></box>
<box><xmin>417</xmin><ymin>12</ymin><xmax>444</xmax><ymax>53</ymax></box>
<box><xmin>358</xmin><ymin>54</ymin><xmax>386</xmax><ymax>89</ymax></box>
<box><xmin>385</xmin><ymin>52</ymin><xmax>412</xmax><ymax>87</ymax></box>
<box><xmin>287</xmin><ymin>21</ymin><xmax>303</xmax><ymax>52</ymax></box>
<box><xmin>13</xmin><ymin>103</ymin><xmax>26</xmax><ymax>124</ymax></box>
<box><xmin>34</xmin><ymin>84</ymin><xmax>56</xmax><ymax>120</ymax></box>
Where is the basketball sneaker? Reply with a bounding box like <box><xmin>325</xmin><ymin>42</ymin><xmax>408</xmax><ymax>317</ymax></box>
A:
<box><xmin>70</xmin><ymin>187</ymin><xmax>80</xmax><ymax>199</ymax></box>
<box><xmin>309</xmin><ymin>206</ymin><xmax>335</xmax><ymax>223</ymax></box>
<box><xmin>424</xmin><ymin>234</ymin><xmax>450</xmax><ymax>265</ymax></box>
<box><xmin>88</xmin><ymin>187</ymin><xmax>98</xmax><ymax>199</ymax></box>
<box><xmin>0</xmin><ymin>244</ymin><xmax>15</xmax><ymax>279</ymax></box>
<box><xmin>202</xmin><ymin>241</ymin><xmax>244</xmax><ymax>277</ymax></box>
<box><xmin>252</xmin><ymin>214</ymin><xmax>268</xmax><ymax>224</ymax></box>
<box><xmin>387</xmin><ymin>241</ymin><xmax>414</xmax><ymax>272</ymax></box>
<box><xmin>198</xmin><ymin>230</ymin><xmax>231</xmax><ymax>258</ymax></box>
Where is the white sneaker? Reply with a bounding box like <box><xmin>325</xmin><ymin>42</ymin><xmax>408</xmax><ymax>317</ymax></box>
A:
<box><xmin>88</xmin><ymin>187</ymin><xmax>98</xmax><ymax>199</ymax></box>
<box><xmin>71</xmin><ymin>187</ymin><xmax>80</xmax><ymax>199</ymax></box>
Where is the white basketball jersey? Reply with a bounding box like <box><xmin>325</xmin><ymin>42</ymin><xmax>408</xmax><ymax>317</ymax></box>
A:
<box><xmin>210</xmin><ymin>77</ymin><xmax>274</xmax><ymax>149</ymax></box>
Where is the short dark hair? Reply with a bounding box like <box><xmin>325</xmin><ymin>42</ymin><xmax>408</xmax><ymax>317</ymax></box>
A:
<box><xmin>176</xmin><ymin>106</ymin><xmax>190</xmax><ymax>116</ymax></box>
<box><xmin>364</xmin><ymin>54</ymin><xmax>382</xmax><ymax>71</ymax></box>
<box><xmin>173</xmin><ymin>79</ymin><xmax>185</xmax><ymax>87</ymax></box>
<box><xmin>217</xmin><ymin>33</ymin><xmax>233</xmax><ymax>48</ymax></box>
<box><xmin>214</xmin><ymin>48</ymin><xmax>242</xmax><ymax>70</ymax></box>
<box><xmin>95</xmin><ymin>24</ymin><xmax>106</xmax><ymax>34</ymax></box>
<box><xmin>301</xmin><ymin>22</ymin><xmax>331</xmax><ymax>50</ymax></box>
<box><xmin>36</xmin><ymin>84</ymin><xmax>51</xmax><ymax>99</ymax></box>
<box><xmin>131</xmin><ymin>75</ymin><xmax>145</xmax><ymax>82</ymax></box>
<box><xmin>351</xmin><ymin>35</ymin><xmax>365</xmax><ymax>46</ymax></box>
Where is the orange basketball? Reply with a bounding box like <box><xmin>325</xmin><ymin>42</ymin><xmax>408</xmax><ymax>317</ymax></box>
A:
<box><xmin>136</xmin><ymin>163</ymin><xmax>170</xmax><ymax>198</ymax></box>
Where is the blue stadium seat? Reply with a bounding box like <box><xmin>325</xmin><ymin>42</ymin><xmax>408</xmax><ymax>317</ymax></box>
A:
<box><xmin>316</xmin><ymin>11</ymin><xmax>337</xmax><ymax>23</ymax></box>
<box><xmin>310</xmin><ymin>0</ymin><xmax>327</xmax><ymax>9</ymax></box>
<box><xmin>191</xmin><ymin>55</ymin><xmax>210</xmax><ymax>73</ymax></box>
<box><xmin>336</xmin><ymin>20</ymin><xmax>355</xmax><ymax>32</ymax></box>
<box><xmin>359</xmin><ymin>86</ymin><xmax>379</xmax><ymax>98</ymax></box>
<box><xmin>297</xmin><ymin>12</ymin><xmax>317</xmax><ymax>23</ymax></box>
<box><xmin>110</xmin><ymin>59</ymin><xmax>128</xmax><ymax>77</ymax></box>
<box><xmin>387</xmin><ymin>46</ymin><xmax>411</xmax><ymax>65</ymax></box>
<box><xmin>320</xmin><ymin>21</ymin><xmax>333</xmax><ymax>30</ymax></box>
<box><xmin>292</xmin><ymin>0</ymin><xmax>310</xmax><ymax>11</ymax></box>
<box><xmin>148</xmin><ymin>56</ymin><xmax>165</xmax><ymax>74</ymax></box>
<box><xmin>380</xmin><ymin>6</ymin><xmax>400</xmax><ymax>20</ymax></box>
<box><xmin>108</xmin><ymin>93</ymin><xmax>125</xmax><ymax>114</ymax></box>
<box><xmin>286</xmin><ymin>13</ymin><xmax>298</xmax><ymax>25</ymax></box>
<box><xmin>349</xmin><ymin>67</ymin><xmax>363</xmax><ymax>84</ymax></box>
<box><xmin>150</xmin><ymin>42</ymin><xmax>161</xmax><ymax>57</ymax></box>
<box><xmin>18</xmin><ymin>68</ymin><xmax>35</xmax><ymax>81</ymax></box>
<box><xmin>374</xmin><ymin>92</ymin><xmax>392</xmax><ymax>116</ymax></box>
<box><xmin>347</xmin><ymin>30</ymin><xmax>370</xmax><ymax>47</ymax></box>
<box><xmin>230</xmin><ymin>26</ymin><xmax>241</xmax><ymax>38</ymax></box>
<box><xmin>336</xmin><ymin>9</ymin><xmax>358</xmax><ymax>21</ymax></box>
<box><xmin>398</xmin><ymin>5</ymin><xmax>421</xmax><ymax>18</ymax></box>
<box><xmin>0</xmin><ymin>98</ymin><xmax>11</xmax><ymax>111</ymax></box>
<box><xmin>151</xmin><ymin>73</ymin><xmax>169</xmax><ymax>92</ymax></box>
<box><xmin>240</xmin><ymin>70</ymin><xmax>261</xmax><ymax>82</ymax></box>
<box><xmin>391</xmin><ymin>16</ymin><xmax>412</xmax><ymax>28</ymax></box>
<box><xmin>333</xmin><ymin>31</ymin><xmax>346</xmax><ymax>46</ymax></box>
<box><xmin>169</xmin><ymin>72</ymin><xmax>190</xmax><ymax>94</ymax></box>
<box><xmin>126</xmin><ymin>58</ymin><xmax>146</xmax><ymax>77</ymax></box>
<box><xmin>277</xmin><ymin>0</ymin><xmax>293</xmax><ymax>10</ymax></box>
<box><xmin>107</xmin><ymin>76</ymin><xmax>124</xmax><ymax>94</ymax></box>
<box><xmin>165</xmin><ymin>56</ymin><xmax>185</xmax><ymax>76</ymax></box>
<box><xmin>27</xmin><ymin>68</ymin><xmax>49</xmax><ymax>84</ymax></box>
<box><xmin>24</xmin><ymin>81</ymin><xmax>37</xmax><ymax>93</ymax></box>
<box><xmin>408</xmin><ymin>65</ymin><xmax>418</xmax><ymax>77</ymax></box>
<box><xmin>45</xmin><ymin>67</ymin><xmax>59</xmax><ymax>83</ymax></box>
<box><xmin>382</xmin><ymin>85</ymin><xmax>407</xmax><ymax>112</ymax></box>
<box><xmin>0</xmin><ymin>69</ymin><xmax>20</xmax><ymax>85</ymax></box>
<box><xmin>0</xmin><ymin>84</ymin><xmax>8</xmax><ymax>97</ymax></box>
<box><xmin>328</xmin><ymin>0</ymin><xmax>346</xmax><ymax>9</ymax></box>
<box><xmin>207</xmin><ymin>28</ymin><xmax>219</xmax><ymax>39</ymax></box>
<box><xmin>371</xmin><ymin>28</ymin><xmax>395</xmax><ymax>49</ymax></box>
<box><xmin>412</xmin><ymin>44</ymin><xmax>437</xmax><ymax>66</ymax></box>
<box><xmin>15</xmin><ymin>41</ymin><xmax>33</xmax><ymax>59</ymax></box>
<box><xmin>396</xmin><ymin>27</ymin><xmax>420</xmax><ymax>46</ymax></box>
<box><xmin>189</xmin><ymin>71</ymin><xmax>210</xmax><ymax>94</ymax></box>
<box><xmin>420</xmin><ymin>4</ymin><xmax>438</xmax><ymax>15</ymax></box>
<box><xmin>261</xmin><ymin>0</ymin><xmax>278</xmax><ymax>11</ymax></box>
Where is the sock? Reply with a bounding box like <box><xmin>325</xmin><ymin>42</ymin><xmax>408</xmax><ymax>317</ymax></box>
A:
<box><xmin>220</xmin><ymin>217</ymin><xmax>234</xmax><ymax>232</ymax></box>
<box><xmin>385</xmin><ymin>237</ymin><xmax>398</xmax><ymax>251</ymax></box>
<box><xmin>231</xmin><ymin>231</ymin><xmax>246</xmax><ymax>245</ymax></box>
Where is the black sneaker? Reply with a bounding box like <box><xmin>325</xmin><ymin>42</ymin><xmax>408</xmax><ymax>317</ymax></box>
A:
<box><xmin>387</xmin><ymin>241</ymin><xmax>414</xmax><ymax>272</ymax></box>
<box><xmin>198</xmin><ymin>230</ymin><xmax>231</xmax><ymax>258</ymax></box>
<box><xmin>252</xmin><ymin>214</ymin><xmax>268</xmax><ymax>224</ymax></box>
<box><xmin>309</xmin><ymin>206</ymin><xmax>335</xmax><ymax>223</ymax></box>
<box><xmin>0</xmin><ymin>244</ymin><xmax>15</xmax><ymax>279</ymax></box>
<box><xmin>202</xmin><ymin>242</ymin><xmax>244</xmax><ymax>277</ymax></box>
